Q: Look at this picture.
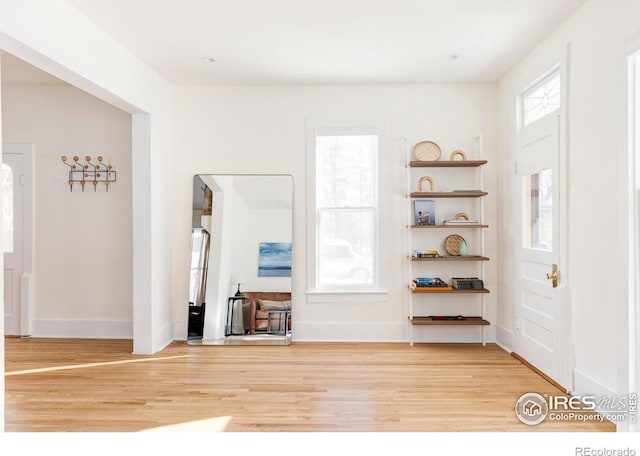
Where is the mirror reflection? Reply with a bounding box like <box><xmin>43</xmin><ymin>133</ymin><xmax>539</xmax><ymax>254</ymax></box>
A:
<box><xmin>187</xmin><ymin>174</ymin><xmax>293</xmax><ymax>345</ymax></box>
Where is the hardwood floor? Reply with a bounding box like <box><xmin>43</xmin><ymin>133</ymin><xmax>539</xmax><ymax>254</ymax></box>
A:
<box><xmin>4</xmin><ymin>337</ymin><xmax>615</xmax><ymax>432</ymax></box>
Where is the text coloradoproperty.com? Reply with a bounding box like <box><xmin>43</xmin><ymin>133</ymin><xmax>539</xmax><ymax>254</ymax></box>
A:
<box><xmin>549</xmin><ymin>412</ymin><xmax>627</xmax><ymax>422</ymax></box>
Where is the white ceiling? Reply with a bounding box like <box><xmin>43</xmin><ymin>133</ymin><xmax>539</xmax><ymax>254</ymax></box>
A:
<box><xmin>59</xmin><ymin>0</ymin><xmax>588</xmax><ymax>85</ymax></box>
<box><xmin>232</xmin><ymin>175</ymin><xmax>293</xmax><ymax>210</ymax></box>
<box><xmin>195</xmin><ymin>175</ymin><xmax>292</xmax><ymax>210</ymax></box>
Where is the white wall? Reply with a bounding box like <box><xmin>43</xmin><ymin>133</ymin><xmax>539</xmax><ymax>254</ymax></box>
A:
<box><xmin>0</xmin><ymin>0</ymin><xmax>172</xmax><ymax>355</ymax></box>
<box><xmin>497</xmin><ymin>0</ymin><xmax>640</xmax><ymax>408</ymax></box>
<box><xmin>242</xmin><ymin>208</ymin><xmax>293</xmax><ymax>293</ymax></box>
<box><xmin>170</xmin><ymin>84</ymin><xmax>498</xmax><ymax>342</ymax></box>
<box><xmin>1</xmin><ymin>83</ymin><xmax>132</xmax><ymax>337</ymax></box>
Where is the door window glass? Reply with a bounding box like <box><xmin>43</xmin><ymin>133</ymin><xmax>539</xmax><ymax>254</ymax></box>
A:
<box><xmin>524</xmin><ymin>169</ymin><xmax>552</xmax><ymax>250</ymax></box>
<box><xmin>2</xmin><ymin>163</ymin><xmax>14</xmax><ymax>253</ymax></box>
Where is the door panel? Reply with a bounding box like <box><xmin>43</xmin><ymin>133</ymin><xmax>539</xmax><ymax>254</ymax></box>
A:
<box><xmin>522</xmin><ymin>285</ymin><xmax>555</xmax><ymax>348</ymax></box>
<box><xmin>517</xmin><ymin>112</ymin><xmax>563</xmax><ymax>384</ymax></box>
<box><xmin>3</xmin><ymin>151</ymin><xmax>24</xmax><ymax>335</ymax></box>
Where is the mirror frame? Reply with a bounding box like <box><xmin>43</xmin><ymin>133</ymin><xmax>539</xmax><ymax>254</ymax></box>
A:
<box><xmin>187</xmin><ymin>174</ymin><xmax>294</xmax><ymax>346</ymax></box>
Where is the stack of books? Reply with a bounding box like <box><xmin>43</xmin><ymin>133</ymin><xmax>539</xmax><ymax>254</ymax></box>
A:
<box><xmin>413</xmin><ymin>277</ymin><xmax>448</xmax><ymax>288</ymax></box>
<box><xmin>411</xmin><ymin>277</ymin><xmax>453</xmax><ymax>291</ymax></box>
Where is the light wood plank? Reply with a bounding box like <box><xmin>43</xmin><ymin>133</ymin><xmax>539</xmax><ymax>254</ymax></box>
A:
<box><xmin>4</xmin><ymin>338</ymin><xmax>615</xmax><ymax>432</ymax></box>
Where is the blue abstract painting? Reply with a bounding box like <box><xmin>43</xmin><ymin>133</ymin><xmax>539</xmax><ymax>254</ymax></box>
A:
<box><xmin>258</xmin><ymin>242</ymin><xmax>292</xmax><ymax>277</ymax></box>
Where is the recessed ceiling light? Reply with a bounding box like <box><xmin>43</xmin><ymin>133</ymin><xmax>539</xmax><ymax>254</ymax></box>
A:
<box><xmin>201</xmin><ymin>57</ymin><xmax>216</xmax><ymax>64</ymax></box>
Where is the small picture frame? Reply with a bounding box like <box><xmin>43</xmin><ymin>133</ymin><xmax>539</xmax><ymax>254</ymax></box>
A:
<box><xmin>414</xmin><ymin>200</ymin><xmax>435</xmax><ymax>226</ymax></box>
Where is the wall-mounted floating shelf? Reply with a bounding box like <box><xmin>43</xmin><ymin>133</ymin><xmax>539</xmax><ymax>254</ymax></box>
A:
<box><xmin>411</xmin><ymin>256</ymin><xmax>490</xmax><ymax>262</ymax></box>
<box><xmin>409</xmin><ymin>160</ymin><xmax>487</xmax><ymax>168</ymax></box>
<box><xmin>410</xmin><ymin>287</ymin><xmax>490</xmax><ymax>294</ymax></box>
<box><xmin>411</xmin><ymin>224</ymin><xmax>489</xmax><ymax>229</ymax></box>
<box><xmin>61</xmin><ymin>155</ymin><xmax>117</xmax><ymax>192</ymax></box>
<box><xmin>410</xmin><ymin>316</ymin><xmax>490</xmax><ymax>326</ymax></box>
<box><xmin>410</xmin><ymin>191</ymin><xmax>488</xmax><ymax>198</ymax></box>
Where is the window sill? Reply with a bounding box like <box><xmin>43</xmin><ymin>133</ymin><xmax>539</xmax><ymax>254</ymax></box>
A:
<box><xmin>306</xmin><ymin>289</ymin><xmax>389</xmax><ymax>303</ymax></box>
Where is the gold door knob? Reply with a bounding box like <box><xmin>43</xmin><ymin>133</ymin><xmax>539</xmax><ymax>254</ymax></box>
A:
<box><xmin>546</xmin><ymin>264</ymin><xmax>559</xmax><ymax>288</ymax></box>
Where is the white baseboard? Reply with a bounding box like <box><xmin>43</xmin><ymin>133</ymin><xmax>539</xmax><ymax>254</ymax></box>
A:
<box><xmin>168</xmin><ymin>320</ymin><xmax>498</xmax><ymax>344</ymax></box>
<box><xmin>292</xmin><ymin>322</ymin><xmax>496</xmax><ymax>343</ymax></box>
<box><xmin>573</xmin><ymin>368</ymin><xmax>624</xmax><ymax>431</ymax></box>
<box><xmin>173</xmin><ymin>320</ymin><xmax>188</xmax><ymax>341</ymax></box>
<box><xmin>409</xmin><ymin>325</ymin><xmax>495</xmax><ymax>344</ymax></box>
<box><xmin>32</xmin><ymin>319</ymin><xmax>132</xmax><ymax>339</ymax></box>
<box><xmin>154</xmin><ymin>321</ymin><xmax>175</xmax><ymax>352</ymax></box>
<box><xmin>573</xmin><ymin>369</ymin><xmax>617</xmax><ymax>398</ymax></box>
<box><xmin>293</xmin><ymin>322</ymin><xmax>406</xmax><ymax>342</ymax></box>
<box><xmin>495</xmin><ymin>325</ymin><xmax>514</xmax><ymax>353</ymax></box>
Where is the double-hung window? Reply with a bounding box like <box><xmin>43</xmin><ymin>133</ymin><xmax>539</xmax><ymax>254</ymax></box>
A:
<box><xmin>311</xmin><ymin>124</ymin><xmax>379</xmax><ymax>291</ymax></box>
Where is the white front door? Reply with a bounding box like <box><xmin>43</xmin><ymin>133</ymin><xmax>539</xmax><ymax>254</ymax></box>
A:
<box><xmin>3</xmin><ymin>151</ymin><xmax>25</xmax><ymax>335</ymax></box>
<box><xmin>516</xmin><ymin>110</ymin><xmax>568</xmax><ymax>387</ymax></box>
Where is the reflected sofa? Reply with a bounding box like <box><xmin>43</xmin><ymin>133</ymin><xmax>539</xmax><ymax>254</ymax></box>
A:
<box><xmin>241</xmin><ymin>291</ymin><xmax>292</xmax><ymax>335</ymax></box>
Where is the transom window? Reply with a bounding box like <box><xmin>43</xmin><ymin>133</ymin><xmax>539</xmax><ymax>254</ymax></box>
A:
<box><xmin>522</xmin><ymin>69</ymin><xmax>560</xmax><ymax>126</ymax></box>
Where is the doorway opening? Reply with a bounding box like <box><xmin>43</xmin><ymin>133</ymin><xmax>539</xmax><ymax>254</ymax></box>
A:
<box><xmin>1</xmin><ymin>51</ymin><xmax>134</xmax><ymax>341</ymax></box>
<box><xmin>2</xmin><ymin>144</ymin><xmax>33</xmax><ymax>336</ymax></box>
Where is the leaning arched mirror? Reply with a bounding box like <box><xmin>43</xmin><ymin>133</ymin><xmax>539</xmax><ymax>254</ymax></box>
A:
<box><xmin>187</xmin><ymin>174</ymin><xmax>293</xmax><ymax>346</ymax></box>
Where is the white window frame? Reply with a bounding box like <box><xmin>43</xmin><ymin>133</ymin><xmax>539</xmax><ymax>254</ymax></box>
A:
<box><xmin>306</xmin><ymin>119</ymin><xmax>387</xmax><ymax>300</ymax></box>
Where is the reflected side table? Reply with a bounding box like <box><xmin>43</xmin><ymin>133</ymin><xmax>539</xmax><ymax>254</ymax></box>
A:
<box><xmin>267</xmin><ymin>310</ymin><xmax>291</xmax><ymax>336</ymax></box>
<box><xmin>226</xmin><ymin>295</ymin><xmax>246</xmax><ymax>336</ymax></box>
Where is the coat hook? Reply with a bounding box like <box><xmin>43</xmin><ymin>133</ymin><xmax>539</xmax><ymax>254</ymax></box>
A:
<box><xmin>62</xmin><ymin>154</ymin><xmax>117</xmax><ymax>192</ymax></box>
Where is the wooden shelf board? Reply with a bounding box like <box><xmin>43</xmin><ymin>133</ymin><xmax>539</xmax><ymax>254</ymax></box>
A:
<box><xmin>410</xmin><ymin>316</ymin><xmax>490</xmax><ymax>326</ymax></box>
<box><xmin>409</xmin><ymin>160</ymin><xmax>487</xmax><ymax>168</ymax></box>
<box><xmin>410</xmin><ymin>191</ymin><xmax>488</xmax><ymax>198</ymax></box>
<box><xmin>411</xmin><ymin>288</ymin><xmax>490</xmax><ymax>294</ymax></box>
<box><xmin>411</xmin><ymin>224</ymin><xmax>488</xmax><ymax>229</ymax></box>
<box><xmin>451</xmin><ymin>288</ymin><xmax>490</xmax><ymax>294</ymax></box>
<box><xmin>411</xmin><ymin>256</ymin><xmax>489</xmax><ymax>262</ymax></box>
<box><xmin>411</xmin><ymin>287</ymin><xmax>454</xmax><ymax>292</ymax></box>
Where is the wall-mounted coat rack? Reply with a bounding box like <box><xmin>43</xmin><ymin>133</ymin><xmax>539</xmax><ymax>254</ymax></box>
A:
<box><xmin>61</xmin><ymin>155</ymin><xmax>117</xmax><ymax>192</ymax></box>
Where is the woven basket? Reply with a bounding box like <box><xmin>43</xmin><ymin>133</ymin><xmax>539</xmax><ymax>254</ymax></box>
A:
<box><xmin>413</xmin><ymin>141</ymin><xmax>441</xmax><ymax>161</ymax></box>
<box><xmin>444</xmin><ymin>234</ymin><xmax>466</xmax><ymax>256</ymax></box>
